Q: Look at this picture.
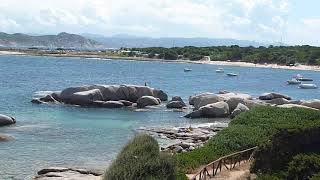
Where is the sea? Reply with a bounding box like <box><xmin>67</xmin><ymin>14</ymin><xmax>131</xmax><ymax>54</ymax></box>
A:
<box><xmin>0</xmin><ymin>55</ymin><xmax>319</xmax><ymax>179</ymax></box>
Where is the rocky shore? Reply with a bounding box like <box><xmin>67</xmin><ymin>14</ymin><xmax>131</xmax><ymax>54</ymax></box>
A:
<box><xmin>34</xmin><ymin>167</ymin><xmax>103</xmax><ymax>180</ymax></box>
<box><xmin>32</xmin><ymin>84</ymin><xmax>168</xmax><ymax>109</ymax></box>
<box><xmin>139</xmin><ymin>124</ymin><xmax>225</xmax><ymax>153</ymax></box>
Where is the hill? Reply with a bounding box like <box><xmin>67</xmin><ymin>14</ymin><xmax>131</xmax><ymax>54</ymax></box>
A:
<box><xmin>85</xmin><ymin>34</ymin><xmax>268</xmax><ymax>48</ymax></box>
<box><xmin>0</xmin><ymin>32</ymin><xmax>104</xmax><ymax>49</ymax></box>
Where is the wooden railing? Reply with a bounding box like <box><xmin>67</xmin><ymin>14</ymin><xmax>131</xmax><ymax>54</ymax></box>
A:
<box><xmin>190</xmin><ymin>147</ymin><xmax>258</xmax><ymax>180</ymax></box>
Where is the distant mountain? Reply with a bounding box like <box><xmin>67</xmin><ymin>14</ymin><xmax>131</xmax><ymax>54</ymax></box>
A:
<box><xmin>86</xmin><ymin>34</ymin><xmax>267</xmax><ymax>48</ymax></box>
<box><xmin>0</xmin><ymin>32</ymin><xmax>104</xmax><ymax>49</ymax></box>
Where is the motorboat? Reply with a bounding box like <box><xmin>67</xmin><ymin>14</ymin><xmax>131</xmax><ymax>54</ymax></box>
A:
<box><xmin>287</xmin><ymin>79</ymin><xmax>301</xmax><ymax>85</ymax></box>
<box><xmin>227</xmin><ymin>73</ymin><xmax>238</xmax><ymax>77</ymax></box>
<box><xmin>296</xmin><ymin>77</ymin><xmax>313</xmax><ymax>81</ymax></box>
<box><xmin>216</xmin><ymin>68</ymin><xmax>224</xmax><ymax>73</ymax></box>
<box><xmin>299</xmin><ymin>84</ymin><xmax>318</xmax><ymax>89</ymax></box>
<box><xmin>184</xmin><ymin>68</ymin><xmax>192</xmax><ymax>72</ymax></box>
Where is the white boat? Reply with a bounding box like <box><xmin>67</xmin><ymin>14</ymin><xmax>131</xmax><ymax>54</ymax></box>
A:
<box><xmin>287</xmin><ymin>79</ymin><xmax>301</xmax><ymax>85</ymax></box>
<box><xmin>296</xmin><ymin>77</ymin><xmax>313</xmax><ymax>81</ymax></box>
<box><xmin>227</xmin><ymin>73</ymin><xmax>238</xmax><ymax>77</ymax></box>
<box><xmin>294</xmin><ymin>74</ymin><xmax>303</xmax><ymax>79</ymax></box>
<box><xmin>299</xmin><ymin>84</ymin><xmax>318</xmax><ymax>89</ymax></box>
<box><xmin>216</xmin><ymin>68</ymin><xmax>224</xmax><ymax>73</ymax></box>
<box><xmin>184</xmin><ymin>68</ymin><xmax>192</xmax><ymax>72</ymax></box>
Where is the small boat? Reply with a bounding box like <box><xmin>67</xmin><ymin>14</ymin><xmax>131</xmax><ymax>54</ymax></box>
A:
<box><xmin>184</xmin><ymin>68</ymin><xmax>192</xmax><ymax>72</ymax></box>
<box><xmin>296</xmin><ymin>77</ymin><xmax>313</xmax><ymax>81</ymax></box>
<box><xmin>299</xmin><ymin>84</ymin><xmax>318</xmax><ymax>89</ymax></box>
<box><xmin>216</xmin><ymin>68</ymin><xmax>224</xmax><ymax>73</ymax></box>
<box><xmin>294</xmin><ymin>74</ymin><xmax>303</xmax><ymax>79</ymax></box>
<box><xmin>287</xmin><ymin>79</ymin><xmax>301</xmax><ymax>85</ymax></box>
<box><xmin>227</xmin><ymin>73</ymin><xmax>238</xmax><ymax>77</ymax></box>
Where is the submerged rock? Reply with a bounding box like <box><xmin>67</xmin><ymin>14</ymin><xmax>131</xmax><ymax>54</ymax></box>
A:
<box><xmin>0</xmin><ymin>114</ymin><xmax>16</xmax><ymax>127</ymax></box>
<box><xmin>31</xmin><ymin>99</ymin><xmax>43</xmax><ymax>104</ymax></box>
<box><xmin>0</xmin><ymin>134</ymin><xmax>13</xmax><ymax>142</ymax></box>
<box><xmin>35</xmin><ymin>167</ymin><xmax>102</xmax><ymax>180</ymax></box>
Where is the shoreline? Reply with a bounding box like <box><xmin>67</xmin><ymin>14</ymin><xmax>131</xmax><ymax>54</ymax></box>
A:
<box><xmin>1</xmin><ymin>50</ymin><xmax>320</xmax><ymax>71</ymax></box>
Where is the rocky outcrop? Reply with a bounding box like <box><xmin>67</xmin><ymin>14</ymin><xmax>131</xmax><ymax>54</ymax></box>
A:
<box><xmin>34</xmin><ymin>167</ymin><xmax>102</xmax><ymax>180</ymax></box>
<box><xmin>277</xmin><ymin>104</ymin><xmax>318</xmax><ymax>110</ymax></box>
<box><xmin>0</xmin><ymin>114</ymin><xmax>16</xmax><ymax>127</ymax></box>
<box><xmin>137</xmin><ymin>96</ymin><xmax>161</xmax><ymax>108</ymax></box>
<box><xmin>33</xmin><ymin>85</ymin><xmax>168</xmax><ymax>108</ymax></box>
<box><xmin>91</xmin><ymin>101</ymin><xmax>124</xmax><ymax>108</ymax></box>
<box><xmin>218</xmin><ymin>92</ymin><xmax>252</xmax><ymax>101</ymax></box>
<box><xmin>266</xmin><ymin>98</ymin><xmax>290</xmax><ymax>105</ymax></box>
<box><xmin>231</xmin><ymin>103</ymin><xmax>249</xmax><ymax>119</ymax></box>
<box><xmin>185</xmin><ymin>102</ymin><xmax>229</xmax><ymax>118</ymax></box>
<box><xmin>226</xmin><ymin>97</ymin><xmax>246</xmax><ymax>112</ymax></box>
<box><xmin>139</xmin><ymin>125</ymin><xmax>223</xmax><ymax>153</ymax></box>
<box><xmin>259</xmin><ymin>93</ymin><xmax>291</xmax><ymax>101</ymax></box>
<box><xmin>189</xmin><ymin>92</ymin><xmax>214</xmax><ymax>105</ymax></box>
<box><xmin>190</xmin><ymin>94</ymin><xmax>224</xmax><ymax>110</ymax></box>
<box><xmin>301</xmin><ymin>100</ymin><xmax>320</xmax><ymax>110</ymax></box>
<box><xmin>166</xmin><ymin>96</ymin><xmax>186</xmax><ymax>109</ymax></box>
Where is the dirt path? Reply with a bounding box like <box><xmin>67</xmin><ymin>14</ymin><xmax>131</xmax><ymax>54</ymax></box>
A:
<box><xmin>210</xmin><ymin>161</ymin><xmax>252</xmax><ymax>180</ymax></box>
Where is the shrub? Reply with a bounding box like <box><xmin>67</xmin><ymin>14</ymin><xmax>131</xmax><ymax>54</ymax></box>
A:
<box><xmin>175</xmin><ymin>107</ymin><xmax>320</xmax><ymax>175</ymax></box>
<box><xmin>104</xmin><ymin>134</ymin><xmax>175</xmax><ymax>180</ymax></box>
<box><xmin>287</xmin><ymin>154</ymin><xmax>320</xmax><ymax>180</ymax></box>
<box><xmin>311</xmin><ymin>173</ymin><xmax>320</xmax><ymax>180</ymax></box>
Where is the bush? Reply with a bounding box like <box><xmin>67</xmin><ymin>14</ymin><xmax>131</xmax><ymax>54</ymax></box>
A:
<box><xmin>287</xmin><ymin>154</ymin><xmax>320</xmax><ymax>180</ymax></box>
<box><xmin>104</xmin><ymin>134</ymin><xmax>175</xmax><ymax>180</ymax></box>
<box><xmin>311</xmin><ymin>173</ymin><xmax>320</xmax><ymax>180</ymax></box>
<box><xmin>175</xmin><ymin>107</ymin><xmax>320</xmax><ymax>175</ymax></box>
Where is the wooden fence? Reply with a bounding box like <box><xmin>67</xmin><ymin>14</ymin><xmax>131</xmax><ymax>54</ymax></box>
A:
<box><xmin>190</xmin><ymin>147</ymin><xmax>258</xmax><ymax>180</ymax></box>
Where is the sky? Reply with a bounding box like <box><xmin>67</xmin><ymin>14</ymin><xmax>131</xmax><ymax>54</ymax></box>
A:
<box><xmin>0</xmin><ymin>0</ymin><xmax>319</xmax><ymax>46</ymax></box>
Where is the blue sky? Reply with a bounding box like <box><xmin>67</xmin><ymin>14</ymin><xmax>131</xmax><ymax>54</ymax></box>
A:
<box><xmin>0</xmin><ymin>0</ymin><xmax>319</xmax><ymax>45</ymax></box>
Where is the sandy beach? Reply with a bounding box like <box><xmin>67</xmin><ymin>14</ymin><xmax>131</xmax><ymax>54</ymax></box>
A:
<box><xmin>1</xmin><ymin>50</ymin><xmax>320</xmax><ymax>72</ymax></box>
<box><xmin>0</xmin><ymin>50</ymin><xmax>26</xmax><ymax>55</ymax></box>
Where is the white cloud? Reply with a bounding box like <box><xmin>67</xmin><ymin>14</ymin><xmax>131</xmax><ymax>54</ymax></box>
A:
<box><xmin>0</xmin><ymin>0</ymin><xmax>292</xmax><ymax>42</ymax></box>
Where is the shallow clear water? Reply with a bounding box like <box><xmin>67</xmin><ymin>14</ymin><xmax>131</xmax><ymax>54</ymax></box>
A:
<box><xmin>0</xmin><ymin>55</ymin><xmax>319</xmax><ymax>179</ymax></box>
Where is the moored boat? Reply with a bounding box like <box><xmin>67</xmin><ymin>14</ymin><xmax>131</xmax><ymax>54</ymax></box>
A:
<box><xmin>299</xmin><ymin>84</ymin><xmax>318</xmax><ymax>89</ymax></box>
<box><xmin>216</xmin><ymin>68</ymin><xmax>224</xmax><ymax>73</ymax></box>
<box><xmin>296</xmin><ymin>77</ymin><xmax>313</xmax><ymax>81</ymax></box>
<box><xmin>287</xmin><ymin>79</ymin><xmax>301</xmax><ymax>85</ymax></box>
<box><xmin>227</xmin><ymin>73</ymin><xmax>237</xmax><ymax>77</ymax></box>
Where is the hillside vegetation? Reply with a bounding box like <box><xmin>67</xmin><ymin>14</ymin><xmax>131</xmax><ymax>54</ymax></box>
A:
<box><xmin>128</xmin><ymin>46</ymin><xmax>320</xmax><ymax>65</ymax></box>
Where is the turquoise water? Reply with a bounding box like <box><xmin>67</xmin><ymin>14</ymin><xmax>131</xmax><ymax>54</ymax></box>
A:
<box><xmin>0</xmin><ymin>55</ymin><xmax>319</xmax><ymax>179</ymax></box>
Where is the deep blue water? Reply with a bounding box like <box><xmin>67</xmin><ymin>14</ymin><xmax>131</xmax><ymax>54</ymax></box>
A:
<box><xmin>0</xmin><ymin>55</ymin><xmax>319</xmax><ymax>179</ymax></box>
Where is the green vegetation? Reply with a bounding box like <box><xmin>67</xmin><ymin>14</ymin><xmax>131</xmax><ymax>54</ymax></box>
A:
<box><xmin>287</xmin><ymin>154</ymin><xmax>320</xmax><ymax>180</ymax></box>
<box><xmin>105</xmin><ymin>107</ymin><xmax>320</xmax><ymax>179</ymax></box>
<box><xmin>104</xmin><ymin>134</ymin><xmax>175</xmax><ymax>180</ymax></box>
<box><xmin>128</xmin><ymin>45</ymin><xmax>320</xmax><ymax>65</ymax></box>
<box><xmin>174</xmin><ymin>107</ymin><xmax>320</xmax><ymax>179</ymax></box>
